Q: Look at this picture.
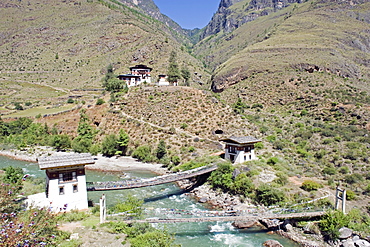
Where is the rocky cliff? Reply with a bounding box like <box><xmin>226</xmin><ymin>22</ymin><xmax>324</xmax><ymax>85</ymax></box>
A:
<box><xmin>201</xmin><ymin>0</ymin><xmax>305</xmax><ymax>40</ymax></box>
<box><xmin>118</xmin><ymin>0</ymin><xmax>190</xmax><ymax>43</ymax></box>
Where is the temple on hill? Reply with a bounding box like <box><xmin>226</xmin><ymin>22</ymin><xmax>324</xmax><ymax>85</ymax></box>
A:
<box><xmin>26</xmin><ymin>153</ymin><xmax>94</xmax><ymax>212</ymax></box>
<box><xmin>220</xmin><ymin>136</ymin><xmax>261</xmax><ymax>164</ymax></box>
<box><xmin>117</xmin><ymin>64</ymin><xmax>152</xmax><ymax>87</ymax></box>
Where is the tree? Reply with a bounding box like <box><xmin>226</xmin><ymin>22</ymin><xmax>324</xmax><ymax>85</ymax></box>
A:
<box><xmin>101</xmin><ymin>134</ymin><xmax>118</xmax><ymax>157</ymax></box>
<box><xmin>104</xmin><ymin>64</ymin><xmax>115</xmax><ymax>82</ymax></box>
<box><xmin>181</xmin><ymin>66</ymin><xmax>191</xmax><ymax>86</ymax></box>
<box><xmin>73</xmin><ymin>110</ymin><xmax>97</xmax><ymax>153</ymax></box>
<box><xmin>3</xmin><ymin>166</ymin><xmax>24</xmax><ymax>193</ymax></box>
<box><xmin>116</xmin><ymin>129</ymin><xmax>129</xmax><ymax>155</ymax></box>
<box><xmin>156</xmin><ymin>140</ymin><xmax>167</xmax><ymax>160</ymax></box>
<box><xmin>50</xmin><ymin>134</ymin><xmax>71</xmax><ymax>151</ymax></box>
<box><xmin>208</xmin><ymin>162</ymin><xmax>234</xmax><ymax>190</ymax></box>
<box><xmin>0</xmin><ymin>173</ymin><xmax>64</xmax><ymax>246</ymax></box>
<box><xmin>167</xmin><ymin>51</ymin><xmax>181</xmax><ymax>84</ymax></box>
<box><xmin>14</xmin><ymin>102</ymin><xmax>23</xmax><ymax>110</ymax></box>
<box><xmin>132</xmin><ymin>145</ymin><xmax>154</xmax><ymax>163</ymax></box>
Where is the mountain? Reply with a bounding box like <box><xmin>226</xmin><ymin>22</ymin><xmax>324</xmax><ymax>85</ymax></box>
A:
<box><xmin>117</xmin><ymin>0</ymin><xmax>190</xmax><ymax>42</ymax></box>
<box><xmin>193</xmin><ymin>0</ymin><xmax>370</xmax><ymax>95</ymax></box>
<box><xmin>0</xmin><ymin>0</ymin><xmax>207</xmax><ymax>106</ymax></box>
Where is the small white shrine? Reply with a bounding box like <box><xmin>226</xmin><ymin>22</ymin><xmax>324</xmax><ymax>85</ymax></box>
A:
<box><xmin>220</xmin><ymin>136</ymin><xmax>261</xmax><ymax>164</ymax></box>
<box><xmin>27</xmin><ymin>153</ymin><xmax>94</xmax><ymax>212</ymax></box>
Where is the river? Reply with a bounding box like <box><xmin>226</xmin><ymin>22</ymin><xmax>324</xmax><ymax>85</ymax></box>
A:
<box><xmin>0</xmin><ymin>155</ymin><xmax>299</xmax><ymax>247</ymax></box>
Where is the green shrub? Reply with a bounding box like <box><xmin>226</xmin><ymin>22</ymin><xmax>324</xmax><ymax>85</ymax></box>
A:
<box><xmin>344</xmin><ymin>173</ymin><xmax>364</xmax><ymax>184</ymax></box>
<box><xmin>67</xmin><ymin>98</ymin><xmax>74</xmax><ymax>104</ymax></box>
<box><xmin>301</xmin><ymin>180</ymin><xmax>322</xmax><ymax>191</ymax></box>
<box><xmin>266</xmin><ymin>157</ymin><xmax>278</xmax><ymax>166</ymax></box>
<box><xmin>345</xmin><ymin>189</ymin><xmax>356</xmax><ymax>201</ymax></box>
<box><xmin>96</xmin><ymin>98</ymin><xmax>105</xmax><ymax>105</ymax></box>
<box><xmin>254</xmin><ymin>142</ymin><xmax>264</xmax><ymax>150</ymax></box>
<box><xmin>322</xmin><ymin>166</ymin><xmax>336</xmax><ymax>175</ymax></box>
<box><xmin>339</xmin><ymin>166</ymin><xmax>350</xmax><ymax>174</ymax></box>
<box><xmin>56</xmin><ymin>210</ymin><xmax>89</xmax><ymax>222</ymax></box>
<box><xmin>319</xmin><ymin>210</ymin><xmax>349</xmax><ymax>240</ymax></box>
<box><xmin>208</xmin><ymin>162</ymin><xmax>233</xmax><ymax>190</ymax></box>
<box><xmin>180</xmin><ymin>123</ymin><xmax>188</xmax><ymax>129</ymax></box>
<box><xmin>231</xmin><ymin>173</ymin><xmax>254</xmax><ymax>196</ymax></box>
<box><xmin>365</xmin><ymin>183</ymin><xmax>370</xmax><ymax>194</ymax></box>
<box><xmin>255</xmin><ymin>184</ymin><xmax>285</xmax><ymax>206</ymax></box>
<box><xmin>132</xmin><ymin>145</ymin><xmax>155</xmax><ymax>162</ymax></box>
<box><xmin>273</xmin><ymin>171</ymin><xmax>288</xmax><ymax>186</ymax></box>
<box><xmin>130</xmin><ymin>229</ymin><xmax>177</xmax><ymax>247</ymax></box>
<box><xmin>170</xmin><ymin>156</ymin><xmax>181</xmax><ymax>166</ymax></box>
<box><xmin>111</xmin><ymin>194</ymin><xmax>143</xmax><ymax>218</ymax></box>
<box><xmin>266</xmin><ymin>135</ymin><xmax>276</xmax><ymax>143</ymax></box>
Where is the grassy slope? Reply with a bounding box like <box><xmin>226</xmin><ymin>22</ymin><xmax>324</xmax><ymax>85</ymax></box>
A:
<box><xmin>0</xmin><ymin>0</ymin><xmax>208</xmax><ymax>107</ymax></box>
<box><xmin>191</xmin><ymin>0</ymin><xmax>370</xmax><ymax>212</ymax></box>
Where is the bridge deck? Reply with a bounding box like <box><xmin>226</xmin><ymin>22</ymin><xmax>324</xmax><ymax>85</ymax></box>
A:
<box><xmin>122</xmin><ymin>211</ymin><xmax>326</xmax><ymax>224</ymax></box>
<box><xmin>87</xmin><ymin>165</ymin><xmax>218</xmax><ymax>191</ymax></box>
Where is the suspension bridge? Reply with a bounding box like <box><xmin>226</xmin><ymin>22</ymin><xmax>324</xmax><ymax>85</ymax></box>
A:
<box><xmin>90</xmin><ymin>163</ymin><xmax>331</xmax><ymax>224</ymax></box>
<box><xmin>121</xmin><ymin>211</ymin><xmax>327</xmax><ymax>224</ymax></box>
<box><xmin>106</xmin><ymin>205</ymin><xmax>327</xmax><ymax>224</ymax></box>
<box><xmin>87</xmin><ymin>165</ymin><xmax>217</xmax><ymax>191</ymax></box>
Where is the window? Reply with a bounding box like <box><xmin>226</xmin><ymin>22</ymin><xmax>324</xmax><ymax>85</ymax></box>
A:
<box><xmin>228</xmin><ymin>146</ymin><xmax>236</xmax><ymax>154</ymax></box>
<box><xmin>58</xmin><ymin>171</ymin><xmax>77</xmax><ymax>183</ymax></box>
<box><xmin>73</xmin><ymin>184</ymin><xmax>78</xmax><ymax>193</ymax></box>
<box><xmin>59</xmin><ymin>186</ymin><xmax>64</xmax><ymax>195</ymax></box>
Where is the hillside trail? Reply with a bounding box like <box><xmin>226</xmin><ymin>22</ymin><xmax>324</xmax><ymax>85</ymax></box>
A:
<box><xmin>119</xmin><ymin>110</ymin><xmax>220</xmax><ymax>146</ymax></box>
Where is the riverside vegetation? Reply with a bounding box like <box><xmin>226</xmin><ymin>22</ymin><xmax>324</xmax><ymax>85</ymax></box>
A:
<box><xmin>1</xmin><ymin>0</ymin><xmax>370</xmax><ymax>246</ymax></box>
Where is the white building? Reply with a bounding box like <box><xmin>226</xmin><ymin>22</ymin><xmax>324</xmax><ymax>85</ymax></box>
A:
<box><xmin>157</xmin><ymin>74</ymin><xmax>169</xmax><ymax>86</ymax></box>
<box><xmin>220</xmin><ymin>136</ymin><xmax>261</xmax><ymax>164</ymax></box>
<box><xmin>27</xmin><ymin>153</ymin><xmax>94</xmax><ymax>212</ymax></box>
<box><xmin>118</xmin><ymin>64</ymin><xmax>152</xmax><ymax>87</ymax></box>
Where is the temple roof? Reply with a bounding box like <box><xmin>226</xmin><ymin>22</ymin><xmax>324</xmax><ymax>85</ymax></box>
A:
<box><xmin>219</xmin><ymin>136</ymin><xmax>261</xmax><ymax>145</ymax></box>
<box><xmin>117</xmin><ymin>74</ymin><xmax>141</xmax><ymax>78</ymax></box>
<box><xmin>38</xmin><ymin>153</ymin><xmax>95</xmax><ymax>170</ymax></box>
<box><xmin>129</xmin><ymin>64</ymin><xmax>152</xmax><ymax>70</ymax></box>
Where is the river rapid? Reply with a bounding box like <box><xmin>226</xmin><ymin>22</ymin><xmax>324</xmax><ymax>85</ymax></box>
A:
<box><xmin>0</xmin><ymin>155</ymin><xmax>299</xmax><ymax>247</ymax></box>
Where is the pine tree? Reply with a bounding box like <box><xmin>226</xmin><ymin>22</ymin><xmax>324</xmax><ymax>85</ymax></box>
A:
<box><xmin>181</xmin><ymin>66</ymin><xmax>191</xmax><ymax>86</ymax></box>
<box><xmin>156</xmin><ymin>140</ymin><xmax>167</xmax><ymax>160</ymax></box>
<box><xmin>167</xmin><ymin>51</ymin><xmax>181</xmax><ymax>83</ymax></box>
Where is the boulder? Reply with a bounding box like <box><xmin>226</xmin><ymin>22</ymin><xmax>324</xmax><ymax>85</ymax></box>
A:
<box><xmin>284</xmin><ymin>223</ymin><xmax>293</xmax><ymax>232</ymax></box>
<box><xmin>339</xmin><ymin>227</ymin><xmax>353</xmax><ymax>239</ymax></box>
<box><xmin>70</xmin><ymin>233</ymin><xmax>79</xmax><ymax>240</ymax></box>
<box><xmin>199</xmin><ymin>197</ymin><xmax>207</xmax><ymax>203</ymax></box>
<box><xmin>233</xmin><ymin>220</ymin><xmax>257</xmax><ymax>229</ymax></box>
<box><xmin>263</xmin><ymin>240</ymin><xmax>283</xmax><ymax>247</ymax></box>
<box><xmin>341</xmin><ymin>239</ymin><xmax>355</xmax><ymax>247</ymax></box>
<box><xmin>354</xmin><ymin>239</ymin><xmax>370</xmax><ymax>247</ymax></box>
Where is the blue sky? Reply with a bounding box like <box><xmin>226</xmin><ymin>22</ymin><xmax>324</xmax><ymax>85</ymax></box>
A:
<box><xmin>153</xmin><ymin>0</ymin><xmax>220</xmax><ymax>29</ymax></box>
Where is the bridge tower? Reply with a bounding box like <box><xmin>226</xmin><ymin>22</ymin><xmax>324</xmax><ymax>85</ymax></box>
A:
<box><xmin>35</xmin><ymin>153</ymin><xmax>95</xmax><ymax>212</ymax></box>
<box><xmin>335</xmin><ymin>187</ymin><xmax>346</xmax><ymax>214</ymax></box>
